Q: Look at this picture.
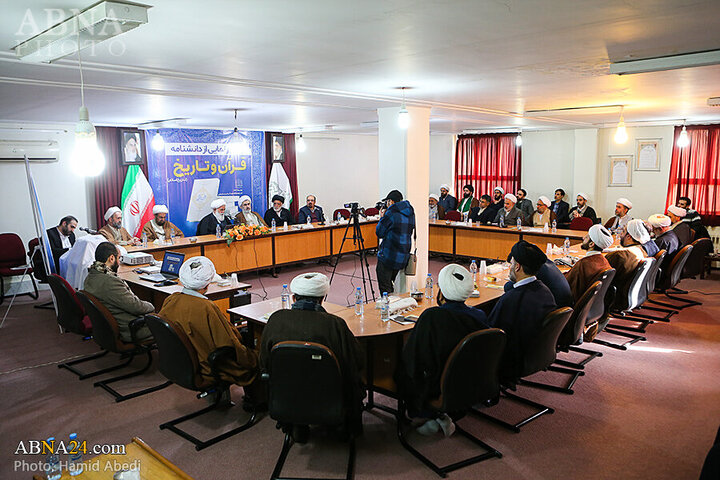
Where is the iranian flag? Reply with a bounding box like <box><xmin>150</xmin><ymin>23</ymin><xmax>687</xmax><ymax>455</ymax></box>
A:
<box><xmin>121</xmin><ymin>165</ymin><xmax>155</xmax><ymax>237</ymax></box>
<box><xmin>268</xmin><ymin>162</ymin><xmax>292</xmax><ymax>209</ymax></box>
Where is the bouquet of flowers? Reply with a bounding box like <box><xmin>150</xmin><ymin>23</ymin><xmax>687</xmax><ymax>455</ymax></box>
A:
<box><xmin>223</xmin><ymin>224</ymin><xmax>271</xmax><ymax>245</ymax></box>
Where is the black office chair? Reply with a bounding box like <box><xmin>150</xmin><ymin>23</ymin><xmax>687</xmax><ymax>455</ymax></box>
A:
<box><xmin>265</xmin><ymin>341</ymin><xmax>356</xmax><ymax>480</ymax></box>
<box><xmin>397</xmin><ymin>329</ymin><xmax>505</xmax><ymax>477</ymax></box>
<box><xmin>76</xmin><ymin>291</ymin><xmax>170</xmax><ymax>402</ymax></box>
<box><xmin>683</xmin><ymin>238</ymin><xmax>714</xmax><ymax>279</ymax></box>
<box><xmin>649</xmin><ymin>245</ymin><xmax>697</xmax><ymax>309</ymax></box>
<box><xmin>473</xmin><ymin>307</ymin><xmax>573</xmax><ymax>432</ymax></box>
<box><xmin>144</xmin><ymin>314</ymin><xmax>258</xmax><ymax>450</ymax></box>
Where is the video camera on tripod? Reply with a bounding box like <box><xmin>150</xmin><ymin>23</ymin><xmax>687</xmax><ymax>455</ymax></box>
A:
<box><xmin>344</xmin><ymin>202</ymin><xmax>367</xmax><ymax>217</ymax></box>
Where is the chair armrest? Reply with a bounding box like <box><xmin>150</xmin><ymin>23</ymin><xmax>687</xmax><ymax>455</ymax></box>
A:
<box><xmin>207</xmin><ymin>346</ymin><xmax>236</xmax><ymax>382</ymax></box>
<box><xmin>129</xmin><ymin>316</ymin><xmax>148</xmax><ymax>345</ymax></box>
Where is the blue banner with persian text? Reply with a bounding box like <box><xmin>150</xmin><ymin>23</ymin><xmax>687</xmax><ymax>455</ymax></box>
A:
<box><xmin>146</xmin><ymin>128</ymin><xmax>266</xmax><ymax>236</ymax></box>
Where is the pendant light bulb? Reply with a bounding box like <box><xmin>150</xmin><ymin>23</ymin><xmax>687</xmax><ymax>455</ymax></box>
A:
<box><xmin>515</xmin><ymin>133</ymin><xmax>523</xmax><ymax>147</ymax></box>
<box><xmin>677</xmin><ymin>125</ymin><xmax>690</xmax><ymax>148</ymax></box>
<box><xmin>228</xmin><ymin>109</ymin><xmax>251</xmax><ymax>155</ymax></box>
<box><xmin>151</xmin><ymin>132</ymin><xmax>165</xmax><ymax>151</ymax></box>
<box><xmin>614</xmin><ymin>107</ymin><xmax>628</xmax><ymax>144</ymax></box>
<box><xmin>296</xmin><ymin>133</ymin><xmax>307</xmax><ymax>153</ymax></box>
<box><xmin>398</xmin><ymin>87</ymin><xmax>410</xmax><ymax>129</ymax></box>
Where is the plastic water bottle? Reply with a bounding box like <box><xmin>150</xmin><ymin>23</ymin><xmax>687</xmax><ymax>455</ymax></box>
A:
<box><xmin>543</xmin><ymin>222</ymin><xmax>549</xmax><ymax>233</ymax></box>
<box><xmin>469</xmin><ymin>260</ymin><xmax>478</xmax><ymax>286</ymax></box>
<box><xmin>425</xmin><ymin>273</ymin><xmax>433</xmax><ymax>300</ymax></box>
<box><xmin>463</xmin><ymin>211</ymin><xmax>469</xmax><ymax>223</ymax></box>
<box><xmin>517</xmin><ymin>217</ymin><xmax>522</xmax><ymax>230</ymax></box>
<box><xmin>337</xmin><ymin>212</ymin><xmax>342</xmax><ymax>223</ymax></box>
<box><xmin>141</xmin><ymin>231</ymin><xmax>147</xmax><ymax>247</ymax></box>
<box><xmin>68</xmin><ymin>433</ymin><xmax>83</xmax><ymax>476</ymax></box>
<box><xmin>563</xmin><ymin>237</ymin><xmax>571</xmax><ymax>255</ymax></box>
<box><xmin>281</xmin><ymin>284</ymin><xmax>291</xmax><ymax>309</ymax></box>
<box><xmin>380</xmin><ymin>292</ymin><xmax>389</xmax><ymax>323</ymax></box>
<box><xmin>307</xmin><ymin>215</ymin><xmax>312</xmax><ymax>226</ymax></box>
<box><xmin>44</xmin><ymin>437</ymin><xmax>61</xmax><ymax>480</ymax></box>
<box><xmin>283</xmin><ymin>221</ymin><xmax>288</xmax><ymax>231</ymax></box>
<box><xmin>216</xmin><ymin>224</ymin><xmax>222</xmax><ymax>238</ymax></box>
<box><xmin>551</xmin><ymin>219</ymin><xmax>557</xmax><ymax>233</ymax></box>
<box><xmin>271</xmin><ymin>218</ymin><xmax>276</xmax><ymax>232</ymax></box>
<box><xmin>170</xmin><ymin>229</ymin><xmax>176</xmax><ymax>245</ymax></box>
<box><xmin>499</xmin><ymin>214</ymin><xmax>505</xmax><ymax>228</ymax></box>
<box><xmin>354</xmin><ymin>287</ymin><xmax>363</xmax><ymax>316</ymax></box>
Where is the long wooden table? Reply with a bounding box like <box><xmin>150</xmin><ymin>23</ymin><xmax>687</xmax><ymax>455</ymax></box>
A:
<box><xmin>429</xmin><ymin>219</ymin><xmax>586</xmax><ymax>260</ymax></box>
<box><xmin>126</xmin><ymin>220</ymin><xmax>378</xmax><ymax>275</ymax></box>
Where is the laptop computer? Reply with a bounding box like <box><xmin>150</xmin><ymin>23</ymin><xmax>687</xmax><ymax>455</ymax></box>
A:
<box><xmin>139</xmin><ymin>251</ymin><xmax>185</xmax><ymax>283</ymax></box>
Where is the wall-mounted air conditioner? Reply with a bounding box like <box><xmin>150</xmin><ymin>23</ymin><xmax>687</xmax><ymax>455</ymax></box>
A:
<box><xmin>0</xmin><ymin>140</ymin><xmax>60</xmax><ymax>162</ymax></box>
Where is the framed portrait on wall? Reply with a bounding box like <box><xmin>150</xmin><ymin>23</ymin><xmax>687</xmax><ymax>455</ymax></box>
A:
<box><xmin>635</xmin><ymin>138</ymin><xmax>661</xmax><ymax>171</ymax></box>
<box><xmin>270</xmin><ymin>133</ymin><xmax>285</xmax><ymax>163</ymax></box>
<box><xmin>118</xmin><ymin>128</ymin><xmax>146</xmax><ymax>166</ymax></box>
<box><xmin>609</xmin><ymin>155</ymin><xmax>632</xmax><ymax>187</ymax></box>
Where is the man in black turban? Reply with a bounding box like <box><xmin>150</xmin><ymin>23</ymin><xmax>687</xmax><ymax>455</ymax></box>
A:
<box><xmin>264</xmin><ymin>194</ymin><xmax>294</xmax><ymax>227</ymax></box>
<box><xmin>488</xmin><ymin>240</ymin><xmax>557</xmax><ymax>382</ymax></box>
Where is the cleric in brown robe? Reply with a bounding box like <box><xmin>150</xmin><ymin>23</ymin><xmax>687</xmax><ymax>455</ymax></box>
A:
<box><xmin>141</xmin><ymin>204</ymin><xmax>184</xmax><ymax>242</ymax></box>
<box><xmin>98</xmin><ymin>206</ymin><xmax>139</xmax><ymax>246</ymax></box>
<box><xmin>565</xmin><ymin>224</ymin><xmax>613</xmax><ymax>300</ymax></box>
<box><xmin>159</xmin><ymin>256</ymin><xmax>262</xmax><ymax>405</ymax></box>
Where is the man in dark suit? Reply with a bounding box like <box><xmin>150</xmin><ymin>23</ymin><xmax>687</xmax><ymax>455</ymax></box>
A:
<box><xmin>550</xmin><ymin>188</ymin><xmax>570</xmax><ymax>224</ymax></box>
<box><xmin>297</xmin><ymin>195</ymin><xmax>325</xmax><ymax>224</ymax></box>
<box><xmin>46</xmin><ymin>215</ymin><xmax>77</xmax><ymax>271</ymax></box>
<box><xmin>469</xmin><ymin>195</ymin><xmax>496</xmax><ymax>224</ymax></box>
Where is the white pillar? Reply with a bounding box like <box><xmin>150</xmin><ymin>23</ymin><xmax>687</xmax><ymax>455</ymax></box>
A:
<box><xmin>377</xmin><ymin>105</ymin><xmax>431</xmax><ymax>293</ymax></box>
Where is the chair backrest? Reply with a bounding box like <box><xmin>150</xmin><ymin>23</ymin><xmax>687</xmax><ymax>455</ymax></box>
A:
<box><xmin>444</xmin><ymin>210</ymin><xmax>462</xmax><ymax>221</ymax></box>
<box><xmin>586</xmin><ymin>268</ymin><xmax>616</xmax><ymax>326</ymax></box>
<box><xmin>46</xmin><ymin>274</ymin><xmax>90</xmax><ymax>335</ymax></box>
<box><xmin>0</xmin><ymin>233</ymin><xmax>27</xmax><ymax>268</ymax></box>
<box><xmin>683</xmin><ymin>238</ymin><xmax>714</xmax><ymax>278</ymax></box>
<box><xmin>521</xmin><ymin>307</ymin><xmax>573</xmax><ymax>377</ymax></box>
<box><xmin>332</xmin><ymin>208</ymin><xmax>350</xmax><ymax>220</ymax></box>
<box><xmin>647</xmin><ymin>250</ymin><xmax>666</xmax><ymax>292</ymax></box>
<box><xmin>364</xmin><ymin>207</ymin><xmax>379</xmax><ymax>216</ymax></box>
<box><xmin>268</xmin><ymin>341</ymin><xmax>345</xmax><ymax>427</ymax></box>
<box><xmin>27</xmin><ymin>238</ymin><xmax>49</xmax><ymax>283</ymax></box>
<box><xmin>625</xmin><ymin>258</ymin><xmax>654</xmax><ymax>311</ymax></box>
<box><xmin>437</xmin><ymin>329</ymin><xmax>506</xmax><ymax>412</ymax></box>
<box><xmin>661</xmin><ymin>245</ymin><xmax>694</xmax><ymax>290</ymax></box>
<box><xmin>76</xmin><ymin>290</ymin><xmax>123</xmax><ymax>352</ymax></box>
<box><xmin>145</xmin><ymin>314</ymin><xmax>204</xmax><ymax>390</ymax></box>
<box><xmin>569</xmin><ymin>217</ymin><xmax>593</xmax><ymax>231</ymax></box>
<box><xmin>559</xmin><ymin>281</ymin><xmax>601</xmax><ymax>348</ymax></box>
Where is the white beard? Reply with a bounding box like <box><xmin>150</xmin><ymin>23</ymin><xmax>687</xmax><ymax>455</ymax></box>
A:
<box><xmin>213</xmin><ymin>211</ymin><xmax>225</xmax><ymax>222</ymax></box>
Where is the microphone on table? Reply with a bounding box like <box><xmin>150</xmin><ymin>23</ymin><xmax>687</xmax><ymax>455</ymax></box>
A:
<box><xmin>79</xmin><ymin>226</ymin><xmax>98</xmax><ymax>235</ymax></box>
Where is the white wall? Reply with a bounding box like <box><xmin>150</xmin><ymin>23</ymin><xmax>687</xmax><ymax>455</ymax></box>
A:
<box><xmin>429</xmin><ymin>134</ymin><xmax>455</xmax><ymax>193</ymax></box>
<box><xmin>0</xmin><ymin>123</ymin><xmax>92</xmax><ymax>247</ymax></box>
<box><xmin>521</xmin><ymin>130</ymin><xmax>576</xmax><ymax>203</ymax></box>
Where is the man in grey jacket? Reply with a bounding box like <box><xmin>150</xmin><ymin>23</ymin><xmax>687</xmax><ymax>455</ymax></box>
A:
<box><xmin>494</xmin><ymin>193</ymin><xmax>525</xmax><ymax>227</ymax></box>
<box><xmin>516</xmin><ymin>189</ymin><xmax>535</xmax><ymax>221</ymax></box>
<box><xmin>83</xmin><ymin>242</ymin><xmax>154</xmax><ymax>343</ymax></box>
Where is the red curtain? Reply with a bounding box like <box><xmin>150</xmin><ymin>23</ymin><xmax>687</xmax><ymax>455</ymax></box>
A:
<box><xmin>91</xmin><ymin>127</ymin><xmax>149</xmax><ymax>229</ymax></box>
<box><xmin>265</xmin><ymin>132</ymin><xmax>299</xmax><ymax>218</ymax></box>
<box><xmin>454</xmin><ymin>133</ymin><xmax>521</xmax><ymax>200</ymax></box>
<box><xmin>665</xmin><ymin>124</ymin><xmax>720</xmax><ymax>226</ymax></box>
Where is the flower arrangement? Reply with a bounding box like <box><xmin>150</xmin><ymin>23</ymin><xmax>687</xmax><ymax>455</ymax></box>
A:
<box><xmin>223</xmin><ymin>224</ymin><xmax>271</xmax><ymax>245</ymax></box>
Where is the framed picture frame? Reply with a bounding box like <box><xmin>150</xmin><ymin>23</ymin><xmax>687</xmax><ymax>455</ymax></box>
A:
<box><xmin>635</xmin><ymin>138</ymin><xmax>661</xmax><ymax>171</ymax></box>
<box><xmin>609</xmin><ymin>154</ymin><xmax>632</xmax><ymax>187</ymax></box>
<box><xmin>118</xmin><ymin>128</ymin><xmax>146</xmax><ymax>166</ymax></box>
<box><xmin>270</xmin><ymin>133</ymin><xmax>285</xmax><ymax>163</ymax></box>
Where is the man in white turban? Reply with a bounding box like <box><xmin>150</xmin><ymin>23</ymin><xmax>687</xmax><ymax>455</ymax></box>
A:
<box><xmin>438</xmin><ymin>184</ymin><xmax>457</xmax><ymax>212</ymax></box>
<box><xmin>141</xmin><ymin>204</ymin><xmax>184</xmax><ymax>242</ymax></box>
<box><xmin>260</xmin><ymin>272</ymin><xmax>364</xmax><ymax>439</ymax></box>
<box><xmin>196</xmin><ymin>198</ymin><xmax>234</xmax><ymax>236</ymax></box>
<box><xmin>234</xmin><ymin>195</ymin><xmax>267</xmax><ymax>227</ymax></box>
<box><xmin>98</xmin><ymin>206</ymin><xmax>140</xmax><ymax>246</ymax></box>
<box><xmin>565</xmin><ymin>224</ymin><xmax>612</xmax><ymax>300</ymax></box>
<box><xmin>428</xmin><ymin>193</ymin><xmax>445</xmax><ymax>220</ymax></box>
<box><xmin>649</xmin><ymin>214</ymin><xmax>680</xmax><ymax>258</ymax></box>
<box><xmin>159</xmin><ymin>256</ymin><xmax>262</xmax><ymax>407</ymax></box>
<box><xmin>619</xmin><ymin>219</ymin><xmax>658</xmax><ymax>258</ymax></box>
<box><xmin>667</xmin><ymin>205</ymin><xmax>691</xmax><ymax>247</ymax></box>
<box><xmin>568</xmin><ymin>192</ymin><xmax>599</xmax><ymax>224</ymax></box>
<box><xmin>531</xmin><ymin>195</ymin><xmax>556</xmax><ymax>227</ymax></box>
<box><xmin>395</xmin><ymin>264</ymin><xmax>488</xmax><ymax>437</ymax></box>
<box><xmin>604</xmin><ymin>198</ymin><xmax>633</xmax><ymax>233</ymax></box>
<box><xmin>494</xmin><ymin>193</ymin><xmax>524</xmax><ymax>227</ymax></box>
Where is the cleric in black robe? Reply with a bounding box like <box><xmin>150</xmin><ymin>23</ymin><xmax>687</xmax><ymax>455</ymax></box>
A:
<box><xmin>263</xmin><ymin>195</ymin><xmax>294</xmax><ymax>226</ymax></box>
<box><xmin>46</xmin><ymin>215</ymin><xmax>77</xmax><ymax>271</ymax></box>
<box><xmin>504</xmin><ymin>259</ymin><xmax>573</xmax><ymax>308</ymax></box>
<box><xmin>196</xmin><ymin>198</ymin><xmax>233</xmax><ymax>236</ymax></box>
<box><xmin>488</xmin><ymin>241</ymin><xmax>557</xmax><ymax>382</ymax></box>
<box><xmin>649</xmin><ymin>214</ymin><xmax>680</xmax><ymax>283</ymax></box>
<box><xmin>260</xmin><ymin>272</ymin><xmax>364</xmax><ymax>436</ymax></box>
<box><xmin>395</xmin><ymin>264</ymin><xmax>488</xmax><ymax>422</ymax></box>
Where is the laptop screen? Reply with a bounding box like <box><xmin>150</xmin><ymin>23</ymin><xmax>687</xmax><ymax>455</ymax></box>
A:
<box><xmin>161</xmin><ymin>251</ymin><xmax>185</xmax><ymax>276</ymax></box>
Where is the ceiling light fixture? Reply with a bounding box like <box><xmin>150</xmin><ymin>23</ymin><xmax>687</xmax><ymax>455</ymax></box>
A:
<box><xmin>609</xmin><ymin>49</ymin><xmax>720</xmax><ymax>75</ymax></box>
<box><xmin>69</xmin><ymin>17</ymin><xmax>105</xmax><ymax>177</ymax></box>
<box><xmin>296</xmin><ymin>133</ymin><xmax>307</xmax><ymax>153</ymax></box>
<box><xmin>614</xmin><ymin>106</ymin><xmax>628</xmax><ymax>144</ymax></box>
<box><xmin>228</xmin><ymin>109</ymin><xmax>251</xmax><ymax>156</ymax></box>
<box><xmin>398</xmin><ymin>87</ymin><xmax>410</xmax><ymax>130</ymax></box>
<box><xmin>677</xmin><ymin>121</ymin><xmax>690</xmax><ymax>148</ymax></box>
<box><xmin>151</xmin><ymin>132</ymin><xmax>164</xmax><ymax>151</ymax></box>
<box><xmin>13</xmin><ymin>1</ymin><xmax>150</xmax><ymax>63</ymax></box>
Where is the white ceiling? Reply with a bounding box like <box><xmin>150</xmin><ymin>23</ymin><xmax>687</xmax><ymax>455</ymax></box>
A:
<box><xmin>1</xmin><ymin>0</ymin><xmax>720</xmax><ymax>133</ymax></box>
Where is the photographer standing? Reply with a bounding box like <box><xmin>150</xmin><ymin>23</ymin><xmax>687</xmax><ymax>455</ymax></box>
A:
<box><xmin>376</xmin><ymin>190</ymin><xmax>416</xmax><ymax>295</ymax></box>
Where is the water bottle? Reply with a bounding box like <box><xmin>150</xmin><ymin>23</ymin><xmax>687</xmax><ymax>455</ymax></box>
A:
<box><xmin>336</xmin><ymin>212</ymin><xmax>342</xmax><ymax>223</ymax></box>
<box><xmin>216</xmin><ymin>224</ymin><xmax>222</xmax><ymax>238</ymax></box>
<box><xmin>380</xmin><ymin>292</ymin><xmax>389</xmax><ymax>323</ymax></box>
<box><xmin>551</xmin><ymin>219</ymin><xmax>557</xmax><ymax>233</ymax></box>
<box><xmin>281</xmin><ymin>284</ymin><xmax>291</xmax><ymax>309</ymax></box>
<box><xmin>271</xmin><ymin>218</ymin><xmax>276</xmax><ymax>232</ymax></box>
<box><xmin>354</xmin><ymin>287</ymin><xmax>364</xmax><ymax>316</ymax></box>
<box><xmin>306</xmin><ymin>215</ymin><xmax>312</xmax><ymax>226</ymax></box>
<box><xmin>141</xmin><ymin>231</ymin><xmax>147</xmax><ymax>247</ymax></box>
<box><xmin>425</xmin><ymin>273</ymin><xmax>433</xmax><ymax>300</ymax></box>
<box><xmin>499</xmin><ymin>214</ymin><xmax>505</xmax><ymax>228</ymax></box>
<box><xmin>563</xmin><ymin>237</ymin><xmax>570</xmax><ymax>255</ymax></box>
<box><xmin>469</xmin><ymin>260</ymin><xmax>478</xmax><ymax>286</ymax></box>
<box><xmin>44</xmin><ymin>437</ymin><xmax>61</xmax><ymax>480</ymax></box>
<box><xmin>516</xmin><ymin>217</ymin><xmax>522</xmax><ymax>230</ymax></box>
<box><xmin>68</xmin><ymin>433</ymin><xmax>83</xmax><ymax>476</ymax></box>
<box><xmin>463</xmin><ymin>211</ymin><xmax>469</xmax><ymax>223</ymax></box>
<box><xmin>543</xmin><ymin>222</ymin><xmax>549</xmax><ymax>233</ymax></box>
<box><xmin>170</xmin><ymin>229</ymin><xmax>176</xmax><ymax>245</ymax></box>
<box><xmin>283</xmin><ymin>221</ymin><xmax>288</xmax><ymax>231</ymax></box>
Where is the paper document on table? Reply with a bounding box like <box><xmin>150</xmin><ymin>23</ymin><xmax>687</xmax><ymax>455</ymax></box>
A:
<box><xmin>186</xmin><ymin>178</ymin><xmax>220</xmax><ymax>222</ymax></box>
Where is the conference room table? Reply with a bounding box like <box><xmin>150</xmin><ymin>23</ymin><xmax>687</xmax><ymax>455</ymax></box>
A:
<box><xmin>429</xmin><ymin>219</ymin><xmax>586</xmax><ymax>260</ymax></box>
<box><xmin>125</xmin><ymin>219</ymin><xmax>379</xmax><ymax>276</ymax></box>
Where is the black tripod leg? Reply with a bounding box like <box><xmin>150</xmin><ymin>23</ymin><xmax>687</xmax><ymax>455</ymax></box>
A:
<box><xmin>329</xmin><ymin>220</ymin><xmax>354</xmax><ymax>284</ymax></box>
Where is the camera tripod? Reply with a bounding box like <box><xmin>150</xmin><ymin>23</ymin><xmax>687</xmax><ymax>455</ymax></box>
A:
<box><xmin>329</xmin><ymin>207</ymin><xmax>377</xmax><ymax>303</ymax></box>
